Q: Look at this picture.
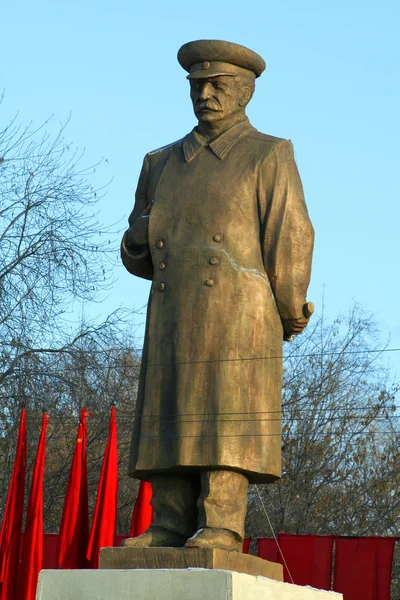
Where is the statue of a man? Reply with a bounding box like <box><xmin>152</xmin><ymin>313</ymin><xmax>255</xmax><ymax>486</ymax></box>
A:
<box><xmin>121</xmin><ymin>39</ymin><xmax>314</xmax><ymax>552</ymax></box>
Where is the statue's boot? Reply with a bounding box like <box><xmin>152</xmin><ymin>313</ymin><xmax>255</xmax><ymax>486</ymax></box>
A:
<box><xmin>122</xmin><ymin>474</ymin><xmax>200</xmax><ymax>548</ymax></box>
<box><xmin>121</xmin><ymin>525</ymin><xmax>186</xmax><ymax>548</ymax></box>
<box><xmin>185</xmin><ymin>526</ymin><xmax>242</xmax><ymax>552</ymax></box>
<box><xmin>185</xmin><ymin>470</ymin><xmax>248</xmax><ymax>553</ymax></box>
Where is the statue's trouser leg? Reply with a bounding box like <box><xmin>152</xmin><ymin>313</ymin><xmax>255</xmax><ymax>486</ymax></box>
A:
<box><xmin>197</xmin><ymin>470</ymin><xmax>248</xmax><ymax>541</ymax></box>
<box><xmin>150</xmin><ymin>473</ymin><xmax>200</xmax><ymax>538</ymax></box>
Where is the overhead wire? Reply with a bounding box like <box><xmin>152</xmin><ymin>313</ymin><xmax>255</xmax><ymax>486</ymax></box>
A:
<box><xmin>255</xmin><ymin>484</ymin><xmax>294</xmax><ymax>584</ymax></box>
<box><xmin>1</xmin><ymin>406</ymin><xmax>399</xmax><ymax>419</ymax></box>
<box><xmin>3</xmin><ymin>345</ymin><xmax>400</xmax><ymax>372</ymax></box>
<box><xmin>8</xmin><ymin>430</ymin><xmax>400</xmax><ymax>442</ymax></box>
<box><xmin>1</xmin><ymin>413</ymin><xmax>399</xmax><ymax>422</ymax></box>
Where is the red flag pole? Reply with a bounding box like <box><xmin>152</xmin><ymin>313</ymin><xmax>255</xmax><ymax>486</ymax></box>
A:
<box><xmin>17</xmin><ymin>412</ymin><xmax>49</xmax><ymax>600</ymax></box>
<box><xmin>0</xmin><ymin>408</ymin><xmax>27</xmax><ymax>600</ymax></box>
<box><xmin>86</xmin><ymin>406</ymin><xmax>118</xmax><ymax>568</ymax></box>
<box><xmin>129</xmin><ymin>481</ymin><xmax>153</xmax><ymax>538</ymax></box>
<box><xmin>57</xmin><ymin>408</ymin><xmax>90</xmax><ymax>569</ymax></box>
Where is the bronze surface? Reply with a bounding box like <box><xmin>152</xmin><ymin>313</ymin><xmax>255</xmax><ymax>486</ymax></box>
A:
<box><xmin>120</xmin><ymin>39</ymin><xmax>314</xmax><ymax>548</ymax></box>
<box><xmin>122</xmin><ymin>471</ymin><xmax>248</xmax><ymax>550</ymax></box>
<box><xmin>100</xmin><ymin>547</ymin><xmax>284</xmax><ymax>581</ymax></box>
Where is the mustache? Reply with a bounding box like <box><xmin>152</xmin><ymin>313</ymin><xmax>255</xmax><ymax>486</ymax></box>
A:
<box><xmin>195</xmin><ymin>102</ymin><xmax>221</xmax><ymax>111</ymax></box>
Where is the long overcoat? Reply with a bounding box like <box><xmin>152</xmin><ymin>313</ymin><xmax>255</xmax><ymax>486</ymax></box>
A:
<box><xmin>121</xmin><ymin>118</ymin><xmax>314</xmax><ymax>484</ymax></box>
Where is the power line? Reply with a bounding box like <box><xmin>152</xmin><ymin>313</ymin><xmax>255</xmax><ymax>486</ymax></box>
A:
<box><xmin>144</xmin><ymin>347</ymin><xmax>400</xmax><ymax>368</ymax></box>
<box><xmin>2</xmin><ymin>404</ymin><xmax>400</xmax><ymax>420</ymax></box>
<box><xmin>0</xmin><ymin>405</ymin><xmax>390</xmax><ymax>413</ymax></box>
<box><xmin>19</xmin><ymin>430</ymin><xmax>400</xmax><ymax>442</ymax></box>
<box><xmin>3</xmin><ymin>346</ymin><xmax>400</xmax><ymax>372</ymax></box>
<box><xmin>5</xmin><ymin>345</ymin><xmax>398</xmax><ymax>356</ymax></box>
<box><xmin>3</xmin><ymin>405</ymin><xmax>400</xmax><ymax>424</ymax></box>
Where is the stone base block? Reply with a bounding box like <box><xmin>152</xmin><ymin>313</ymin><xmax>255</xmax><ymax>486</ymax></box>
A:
<box><xmin>99</xmin><ymin>546</ymin><xmax>283</xmax><ymax>580</ymax></box>
<box><xmin>36</xmin><ymin>568</ymin><xmax>343</xmax><ymax>600</ymax></box>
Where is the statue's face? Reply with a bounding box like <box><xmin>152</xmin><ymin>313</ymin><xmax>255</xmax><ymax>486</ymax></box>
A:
<box><xmin>190</xmin><ymin>75</ymin><xmax>246</xmax><ymax>123</ymax></box>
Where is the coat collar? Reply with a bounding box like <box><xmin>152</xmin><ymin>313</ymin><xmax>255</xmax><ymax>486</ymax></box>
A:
<box><xmin>182</xmin><ymin>118</ymin><xmax>254</xmax><ymax>163</ymax></box>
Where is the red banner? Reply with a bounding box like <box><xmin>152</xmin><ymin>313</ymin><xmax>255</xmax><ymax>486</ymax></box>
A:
<box><xmin>130</xmin><ymin>481</ymin><xmax>153</xmax><ymax>538</ymax></box>
<box><xmin>17</xmin><ymin>413</ymin><xmax>48</xmax><ymax>600</ymax></box>
<box><xmin>334</xmin><ymin>537</ymin><xmax>396</xmax><ymax>600</ymax></box>
<box><xmin>0</xmin><ymin>409</ymin><xmax>27</xmax><ymax>600</ymax></box>
<box><xmin>86</xmin><ymin>407</ymin><xmax>118</xmax><ymax>568</ymax></box>
<box><xmin>258</xmin><ymin>535</ymin><xmax>334</xmax><ymax>588</ymax></box>
<box><xmin>278</xmin><ymin>534</ymin><xmax>334</xmax><ymax>589</ymax></box>
<box><xmin>57</xmin><ymin>408</ymin><xmax>90</xmax><ymax>569</ymax></box>
<box><xmin>257</xmin><ymin>537</ymin><xmax>280</xmax><ymax>562</ymax></box>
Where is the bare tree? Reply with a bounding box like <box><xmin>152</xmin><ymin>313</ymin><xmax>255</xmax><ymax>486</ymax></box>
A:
<box><xmin>0</xmin><ymin>105</ymin><xmax>118</xmax><ymax>390</ymax></box>
<box><xmin>0</xmin><ymin>101</ymin><xmax>143</xmax><ymax>531</ymax></box>
<box><xmin>246</xmin><ymin>304</ymin><xmax>399</xmax><ymax>597</ymax></box>
<box><xmin>0</xmin><ymin>330</ymin><xmax>142</xmax><ymax>534</ymax></box>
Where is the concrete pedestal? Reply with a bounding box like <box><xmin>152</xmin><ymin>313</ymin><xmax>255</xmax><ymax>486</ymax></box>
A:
<box><xmin>36</xmin><ymin>568</ymin><xmax>343</xmax><ymax>600</ymax></box>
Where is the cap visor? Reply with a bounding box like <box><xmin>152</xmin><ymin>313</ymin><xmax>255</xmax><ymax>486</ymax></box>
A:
<box><xmin>187</xmin><ymin>69</ymin><xmax>236</xmax><ymax>80</ymax></box>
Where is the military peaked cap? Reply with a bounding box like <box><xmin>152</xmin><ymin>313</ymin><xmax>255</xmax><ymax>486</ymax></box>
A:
<box><xmin>178</xmin><ymin>39</ymin><xmax>266</xmax><ymax>80</ymax></box>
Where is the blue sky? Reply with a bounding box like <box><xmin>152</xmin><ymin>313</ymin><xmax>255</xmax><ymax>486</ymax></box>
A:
<box><xmin>2</xmin><ymin>0</ymin><xmax>400</xmax><ymax>377</ymax></box>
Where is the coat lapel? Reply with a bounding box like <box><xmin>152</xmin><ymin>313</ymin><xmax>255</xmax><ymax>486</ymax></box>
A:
<box><xmin>182</xmin><ymin>118</ymin><xmax>254</xmax><ymax>163</ymax></box>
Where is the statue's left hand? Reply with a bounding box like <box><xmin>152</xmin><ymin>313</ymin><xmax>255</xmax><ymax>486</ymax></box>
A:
<box><xmin>282</xmin><ymin>301</ymin><xmax>314</xmax><ymax>341</ymax></box>
<box><xmin>283</xmin><ymin>316</ymin><xmax>310</xmax><ymax>339</ymax></box>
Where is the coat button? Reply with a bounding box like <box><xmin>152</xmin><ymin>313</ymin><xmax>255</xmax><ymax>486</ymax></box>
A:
<box><xmin>205</xmin><ymin>279</ymin><xmax>214</xmax><ymax>286</ymax></box>
<box><xmin>156</xmin><ymin>240</ymin><xmax>164</xmax><ymax>249</ymax></box>
<box><xmin>159</xmin><ymin>262</ymin><xmax>166</xmax><ymax>270</ymax></box>
<box><xmin>209</xmin><ymin>257</ymin><xmax>219</xmax><ymax>265</ymax></box>
<box><xmin>213</xmin><ymin>234</ymin><xmax>222</xmax><ymax>242</ymax></box>
<box><xmin>159</xmin><ymin>283</ymin><xmax>166</xmax><ymax>291</ymax></box>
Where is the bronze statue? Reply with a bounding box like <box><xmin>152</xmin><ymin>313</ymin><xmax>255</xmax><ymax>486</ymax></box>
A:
<box><xmin>121</xmin><ymin>39</ymin><xmax>314</xmax><ymax>552</ymax></box>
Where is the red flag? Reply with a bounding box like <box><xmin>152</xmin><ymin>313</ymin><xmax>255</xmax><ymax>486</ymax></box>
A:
<box><xmin>258</xmin><ymin>535</ymin><xmax>334</xmax><ymax>587</ymax></box>
<box><xmin>257</xmin><ymin>537</ymin><xmax>280</xmax><ymax>563</ymax></box>
<box><xmin>17</xmin><ymin>412</ymin><xmax>48</xmax><ymax>600</ymax></box>
<box><xmin>129</xmin><ymin>481</ymin><xmax>153</xmax><ymax>538</ymax></box>
<box><xmin>86</xmin><ymin>406</ymin><xmax>118</xmax><ymax>568</ymax></box>
<box><xmin>333</xmin><ymin>536</ymin><xmax>397</xmax><ymax>600</ymax></box>
<box><xmin>0</xmin><ymin>409</ymin><xmax>27</xmax><ymax>600</ymax></box>
<box><xmin>278</xmin><ymin>534</ymin><xmax>334</xmax><ymax>588</ymax></box>
<box><xmin>57</xmin><ymin>408</ymin><xmax>90</xmax><ymax>569</ymax></box>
